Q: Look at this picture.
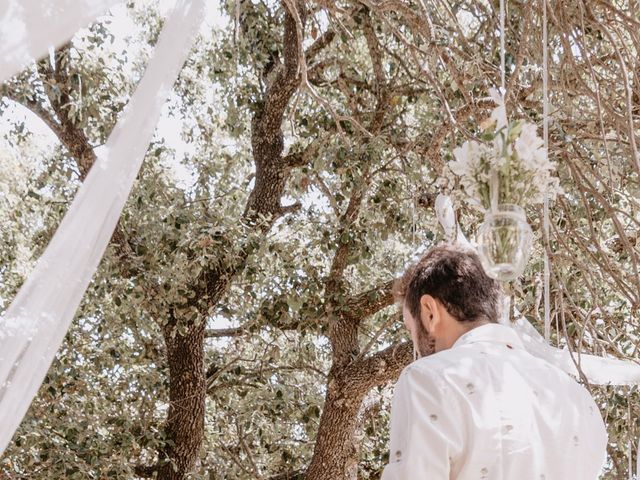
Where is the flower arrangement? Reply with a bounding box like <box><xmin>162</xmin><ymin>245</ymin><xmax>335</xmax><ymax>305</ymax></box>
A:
<box><xmin>446</xmin><ymin>89</ymin><xmax>561</xmax><ymax>211</ymax></box>
<box><xmin>444</xmin><ymin>89</ymin><xmax>562</xmax><ymax>281</ymax></box>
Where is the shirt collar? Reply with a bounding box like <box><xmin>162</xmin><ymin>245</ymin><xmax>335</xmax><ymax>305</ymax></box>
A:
<box><xmin>452</xmin><ymin>323</ymin><xmax>525</xmax><ymax>350</ymax></box>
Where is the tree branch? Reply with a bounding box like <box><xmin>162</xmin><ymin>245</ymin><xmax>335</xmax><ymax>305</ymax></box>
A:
<box><xmin>346</xmin><ymin>340</ymin><xmax>415</xmax><ymax>396</ymax></box>
<box><xmin>342</xmin><ymin>279</ymin><xmax>395</xmax><ymax>323</ymax></box>
<box><xmin>205</xmin><ymin>326</ymin><xmax>246</xmax><ymax>338</ymax></box>
<box><xmin>36</xmin><ymin>44</ymin><xmax>96</xmax><ymax>180</ymax></box>
<box><xmin>243</xmin><ymin>0</ymin><xmax>308</xmax><ymax>221</ymax></box>
<box><xmin>304</xmin><ymin>29</ymin><xmax>335</xmax><ymax>62</ymax></box>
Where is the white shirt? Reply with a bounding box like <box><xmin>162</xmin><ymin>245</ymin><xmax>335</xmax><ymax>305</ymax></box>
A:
<box><xmin>382</xmin><ymin>323</ymin><xmax>607</xmax><ymax>480</ymax></box>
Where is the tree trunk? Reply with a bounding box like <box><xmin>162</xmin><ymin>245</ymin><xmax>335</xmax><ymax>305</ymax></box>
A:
<box><xmin>304</xmin><ymin>370</ymin><xmax>365</xmax><ymax>480</ymax></box>
<box><xmin>157</xmin><ymin>320</ymin><xmax>206</xmax><ymax>480</ymax></box>
<box><xmin>304</xmin><ymin>342</ymin><xmax>414</xmax><ymax>480</ymax></box>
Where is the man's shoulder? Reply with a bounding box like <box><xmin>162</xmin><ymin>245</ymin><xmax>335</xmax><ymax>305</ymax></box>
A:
<box><xmin>401</xmin><ymin>341</ymin><xmax>546</xmax><ymax>385</ymax></box>
<box><xmin>402</xmin><ymin>342</ymin><xmax>584</xmax><ymax>394</ymax></box>
<box><xmin>399</xmin><ymin>344</ymin><xmax>482</xmax><ymax>387</ymax></box>
<box><xmin>408</xmin><ymin>343</ymin><xmax>482</xmax><ymax>374</ymax></box>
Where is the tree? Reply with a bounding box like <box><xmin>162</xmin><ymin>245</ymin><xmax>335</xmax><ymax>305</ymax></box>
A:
<box><xmin>1</xmin><ymin>0</ymin><xmax>638</xmax><ymax>479</ymax></box>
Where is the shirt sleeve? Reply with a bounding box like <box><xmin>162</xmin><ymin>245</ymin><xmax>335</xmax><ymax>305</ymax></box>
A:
<box><xmin>381</xmin><ymin>365</ymin><xmax>465</xmax><ymax>480</ymax></box>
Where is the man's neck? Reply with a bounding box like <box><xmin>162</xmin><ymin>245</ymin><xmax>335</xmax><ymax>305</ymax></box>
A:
<box><xmin>443</xmin><ymin>319</ymin><xmax>491</xmax><ymax>351</ymax></box>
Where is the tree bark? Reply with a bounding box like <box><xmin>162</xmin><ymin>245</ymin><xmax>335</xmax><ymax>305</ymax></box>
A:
<box><xmin>304</xmin><ymin>342</ymin><xmax>415</xmax><ymax>480</ymax></box>
<box><xmin>304</xmin><ymin>372</ymin><xmax>366</xmax><ymax>480</ymax></box>
<box><xmin>157</xmin><ymin>317</ymin><xmax>206</xmax><ymax>479</ymax></box>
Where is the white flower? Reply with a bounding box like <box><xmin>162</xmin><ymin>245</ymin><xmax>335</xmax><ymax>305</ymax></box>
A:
<box><xmin>489</xmin><ymin>88</ymin><xmax>508</xmax><ymax>130</ymax></box>
<box><xmin>450</xmin><ymin>140</ymin><xmax>485</xmax><ymax>177</ymax></box>
<box><xmin>446</xmin><ymin>90</ymin><xmax>561</xmax><ymax>209</ymax></box>
<box><xmin>534</xmin><ymin>145</ymin><xmax>548</xmax><ymax>163</ymax></box>
<box><xmin>515</xmin><ymin>123</ymin><xmax>545</xmax><ymax>168</ymax></box>
<box><xmin>450</xmin><ymin>145</ymin><xmax>471</xmax><ymax>177</ymax></box>
<box><xmin>490</xmin><ymin>136</ymin><xmax>508</xmax><ymax>168</ymax></box>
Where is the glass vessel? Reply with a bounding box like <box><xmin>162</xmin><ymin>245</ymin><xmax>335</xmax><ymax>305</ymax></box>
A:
<box><xmin>476</xmin><ymin>204</ymin><xmax>533</xmax><ymax>281</ymax></box>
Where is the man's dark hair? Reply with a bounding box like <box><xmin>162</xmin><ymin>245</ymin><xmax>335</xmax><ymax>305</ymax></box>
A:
<box><xmin>393</xmin><ymin>244</ymin><xmax>501</xmax><ymax>324</ymax></box>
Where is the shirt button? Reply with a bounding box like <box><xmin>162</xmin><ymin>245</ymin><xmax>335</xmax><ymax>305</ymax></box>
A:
<box><xmin>502</xmin><ymin>424</ymin><xmax>514</xmax><ymax>434</ymax></box>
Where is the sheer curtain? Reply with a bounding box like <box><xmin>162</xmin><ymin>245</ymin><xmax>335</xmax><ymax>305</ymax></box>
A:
<box><xmin>0</xmin><ymin>0</ymin><xmax>205</xmax><ymax>455</ymax></box>
<box><xmin>0</xmin><ymin>0</ymin><xmax>123</xmax><ymax>84</ymax></box>
<box><xmin>435</xmin><ymin>194</ymin><xmax>640</xmax><ymax>386</ymax></box>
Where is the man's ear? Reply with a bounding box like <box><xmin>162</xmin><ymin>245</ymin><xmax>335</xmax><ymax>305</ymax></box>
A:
<box><xmin>419</xmin><ymin>294</ymin><xmax>440</xmax><ymax>332</ymax></box>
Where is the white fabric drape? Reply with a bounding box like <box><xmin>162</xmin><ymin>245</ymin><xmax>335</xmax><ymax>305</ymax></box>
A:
<box><xmin>435</xmin><ymin>194</ymin><xmax>640</xmax><ymax>386</ymax></box>
<box><xmin>0</xmin><ymin>0</ymin><xmax>205</xmax><ymax>455</ymax></box>
<box><xmin>0</xmin><ymin>0</ymin><xmax>123</xmax><ymax>84</ymax></box>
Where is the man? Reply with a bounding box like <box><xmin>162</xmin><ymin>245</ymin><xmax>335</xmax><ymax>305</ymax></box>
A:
<box><xmin>382</xmin><ymin>244</ymin><xmax>607</xmax><ymax>479</ymax></box>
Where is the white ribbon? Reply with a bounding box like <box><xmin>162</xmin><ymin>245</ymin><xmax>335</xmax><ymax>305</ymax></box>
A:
<box><xmin>435</xmin><ymin>193</ymin><xmax>640</xmax><ymax>386</ymax></box>
<box><xmin>0</xmin><ymin>0</ymin><xmax>124</xmax><ymax>84</ymax></box>
<box><xmin>0</xmin><ymin>0</ymin><xmax>205</xmax><ymax>455</ymax></box>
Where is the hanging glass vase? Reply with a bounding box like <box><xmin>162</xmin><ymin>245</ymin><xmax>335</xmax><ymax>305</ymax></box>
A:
<box><xmin>476</xmin><ymin>204</ymin><xmax>533</xmax><ymax>281</ymax></box>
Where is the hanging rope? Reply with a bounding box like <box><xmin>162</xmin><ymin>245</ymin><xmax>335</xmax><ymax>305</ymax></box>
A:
<box><xmin>500</xmin><ymin>0</ymin><xmax>506</xmax><ymax>91</ymax></box>
<box><xmin>629</xmin><ymin>391</ymin><xmax>634</xmax><ymax>480</ymax></box>
<box><xmin>490</xmin><ymin>0</ymin><xmax>507</xmax><ymax>215</ymax></box>
<box><xmin>542</xmin><ymin>0</ymin><xmax>551</xmax><ymax>342</ymax></box>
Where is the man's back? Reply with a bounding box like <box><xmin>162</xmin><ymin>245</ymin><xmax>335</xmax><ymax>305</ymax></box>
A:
<box><xmin>382</xmin><ymin>323</ymin><xmax>608</xmax><ymax>480</ymax></box>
